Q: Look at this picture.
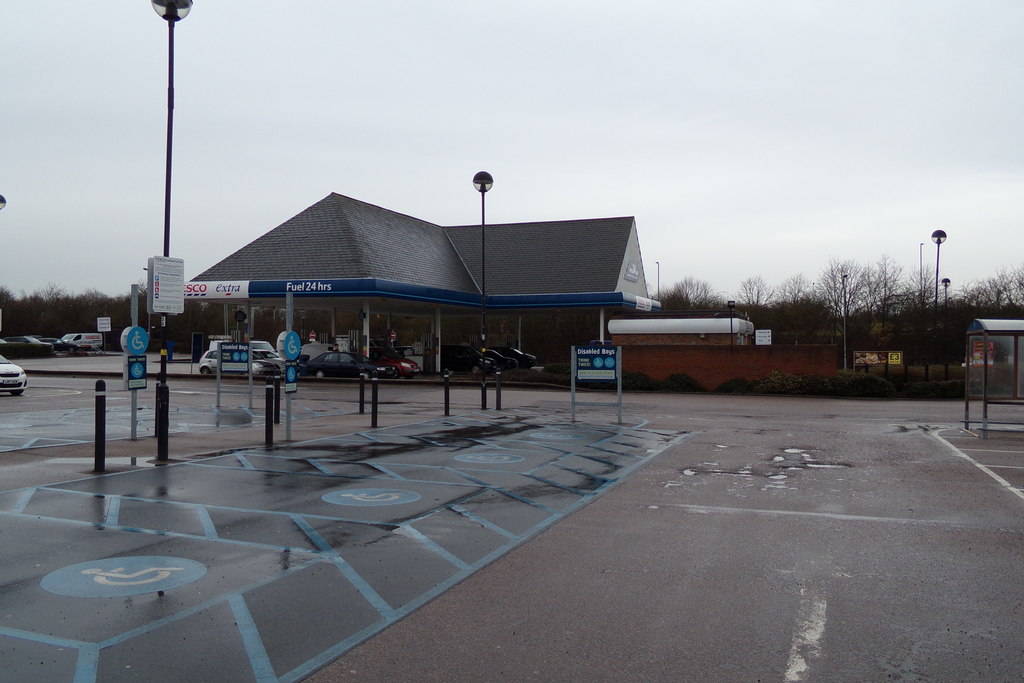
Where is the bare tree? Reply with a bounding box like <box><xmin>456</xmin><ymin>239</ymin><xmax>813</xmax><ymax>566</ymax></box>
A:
<box><xmin>736</xmin><ymin>275</ymin><xmax>774</xmax><ymax>307</ymax></box>
<box><xmin>660</xmin><ymin>277</ymin><xmax>722</xmax><ymax>310</ymax></box>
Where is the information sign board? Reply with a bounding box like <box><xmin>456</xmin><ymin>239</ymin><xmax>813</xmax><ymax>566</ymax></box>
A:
<box><xmin>284</xmin><ymin>361</ymin><xmax>299</xmax><ymax>394</ymax></box>
<box><xmin>147</xmin><ymin>256</ymin><xmax>185</xmax><ymax>315</ymax></box>
<box><xmin>218</xmin><ymin>342</ymin><xmax>250</xmax><ymax>374</ymax></box>
<box><xmin>574</xmin><ymin>345</ymin><xmax>620</xmax><ymax>382</ymax></box>
<box><xmin>124</xmin><ymin>355</ymin><xmax>147</xmax><ymax>390</ymax></box>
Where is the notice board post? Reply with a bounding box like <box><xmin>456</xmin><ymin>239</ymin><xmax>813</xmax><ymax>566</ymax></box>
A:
<box><xmin>571</xmin><ymin>345</ymin><xmax>622</xmax><ymax>424</ymax></box>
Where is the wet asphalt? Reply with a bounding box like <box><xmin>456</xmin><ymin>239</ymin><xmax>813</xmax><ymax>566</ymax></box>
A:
<box><xmin>1</xmin><ymin>359</ymin><xmax>1023</xmax><ymax>682</ymax></box>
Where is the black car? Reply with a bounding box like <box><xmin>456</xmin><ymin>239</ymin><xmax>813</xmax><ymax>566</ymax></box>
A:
<box><xmin>484</xmin><ymin>348</ymin><xmax>518</xmax><ymax>370</ymax></box>
<box><xmin>305</xmin><ymin>351</ymin><xmax>395</xmax><ymax>378</ymax></box>
<box><xmin>490</xmin><ymin>346</ymin><xmax>537</xmax><ymax>368</ymax></box>
<box><xmin>440</xmin><ymin>345</ymin><xmax>494</xmax><ymax>374</ymax></box>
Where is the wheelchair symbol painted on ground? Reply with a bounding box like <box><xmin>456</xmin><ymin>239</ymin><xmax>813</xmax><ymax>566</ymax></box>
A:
<box><xmin>322</xmin><ymin>488</ymin><xmax>422</xmax><ymax>506</ymax></box>
<box><xmin>41</xmin><ymin>556</ymin><xmax>207</xmax><ymax>597</ymax></box>
<box><xmin>454</xmin><ymin>453</ymin><xmax>526</xmax><ymax>464</ymax></box>
<box><xmin>529</xmin><ymin>430</ymin><xmax>588</xmax><ymax>441</ymax></box>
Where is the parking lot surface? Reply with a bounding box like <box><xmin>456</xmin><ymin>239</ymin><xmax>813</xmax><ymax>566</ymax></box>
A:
<box><xmin>1</xmin><ymin>361</ymin><xmax>1023</xmax><ymax>682</ymax></box>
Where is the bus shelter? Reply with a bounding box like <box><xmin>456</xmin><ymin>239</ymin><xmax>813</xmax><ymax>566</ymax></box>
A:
<box><xmin>964</xmin><ymin>319</ymin><xmax>1024</xmax><ymax>437</ymax></box>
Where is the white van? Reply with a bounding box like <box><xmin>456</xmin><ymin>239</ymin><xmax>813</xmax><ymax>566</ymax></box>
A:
<box><xmin>61</xmin><ymin>332</ymin><xmax>103</xmax><ymax>350</ymax></box>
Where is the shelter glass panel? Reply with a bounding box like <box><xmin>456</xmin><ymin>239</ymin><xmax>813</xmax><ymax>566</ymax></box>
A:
<box><xmin>968</xmin><ymin>335</ymin><xmax>1016</xmax><ymax>398</ymax></box>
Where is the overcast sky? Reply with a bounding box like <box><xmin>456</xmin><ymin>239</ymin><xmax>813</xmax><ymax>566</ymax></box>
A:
<box><xmin>3</xmin><ymin>1</ymin><xmax>1021</xmax><ymax>302</ymax></box>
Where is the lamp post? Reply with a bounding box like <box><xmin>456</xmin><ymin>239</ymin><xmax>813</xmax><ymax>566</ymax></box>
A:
<box><xmin>727</xmin><ymin>300</ymin><xmax>736</xmax><ymax>345</ymax></box>
<box><xmin>930</xmin><ymin>229</ymin><xmax>947</xmax><ymax>382</ymax></box>
<box><xmin>941</xmin><ymin>277</ymin><xmax>951</xmax><ymax>380</ymax></box>
<box><xmin>473</xmin><ymin>171</ymin><xmax>493</xmax><ymax>410</ymax></box>
<box><xmin>152</xmin><ymin>0</ymin><xmax>192</xmax><ymax>461</ymax></box>
<box><xmin>655</xmin><ymin>261</ymin><xmax>660</xmax><ymax>300</ymax></box>
<box><xmin>841</xmin><ymin>272</ymin><xmax>848</xmax><ymax>371</ymax></box>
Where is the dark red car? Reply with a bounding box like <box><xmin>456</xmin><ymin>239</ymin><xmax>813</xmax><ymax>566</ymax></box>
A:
<box><xmin>368</xmin><ymin>347</ymin><xmax>422</xmax><ymax>378</ymax></box>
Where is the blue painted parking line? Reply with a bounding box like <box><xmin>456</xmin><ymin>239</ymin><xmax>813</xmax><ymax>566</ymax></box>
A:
<box><xmin>0</xmin><ymin>409</ymin><xmax>687</xmax><ymax>682</ymax></box>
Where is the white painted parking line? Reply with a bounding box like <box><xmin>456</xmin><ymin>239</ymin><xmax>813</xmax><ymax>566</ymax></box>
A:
<box><xmin>931</xmin><ymin>430</ymin><xmax>1024</xmax><ymax>503</ymax></box>
<box><xmin>784</xmin><ymin>582</ymin><xmax>827</xmax><ymax>682</ymax></box>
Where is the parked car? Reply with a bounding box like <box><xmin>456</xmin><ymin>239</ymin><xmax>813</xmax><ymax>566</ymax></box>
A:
<box><xmin>198</xmin><ymin>349</ymin><xmax>283</xmax><ymax>375</ymax></box>
<box><xmin>37</xmin><ymin>337</ymin><xmax>82</xmax><ymax>353</ymax></box>
<box><xmin>440</xmin><ymin>345</ymin><xmax>495</xmax><ymax>374</ymax></box>
<box><xmin>4</xmin><ymin>335</ymin><xmax>53</xmax><ymax>349</ymax></box>
<box><xmin>483</xmin><ymin>348</ymin><xmax>518</xmax><ymax>370</ymax></box>
<box><xmin>305</xmin><ymin>352</ymin><xmax>396</xmax><ymax>379</ymax></box>
<box><xmin>491</xmin><ymin>346</ymin><xmax>537</xmax><ymax>368</ymax></box>
<box><xmin>0</xmin><ymin>354</ymin><xmax>28</xmax><ymax>395</ymax></box>
<box><xmin>369</xmin><ymin>347</ymin><xmax>421</xmax><ymax>378</ymax></box>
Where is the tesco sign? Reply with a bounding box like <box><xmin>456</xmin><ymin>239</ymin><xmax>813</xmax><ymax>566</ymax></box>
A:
<box><xmin>184</xmin><ymin>281</ymin><xmax>249</xmax><ymax>299</ymax></box>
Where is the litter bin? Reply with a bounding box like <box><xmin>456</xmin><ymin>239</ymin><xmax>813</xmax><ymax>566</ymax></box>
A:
<box><xmin>167</xmin><ymin>340</ymin><xmax>176</xmax><ymax>362</ymax></box>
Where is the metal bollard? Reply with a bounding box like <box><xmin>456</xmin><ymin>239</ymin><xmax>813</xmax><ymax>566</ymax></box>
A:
<box><xmin>495</xmin><ymin>369</ymin><xmax>502</xmax><ymax>411</ymax></box>
<box><xmin>155</xmin><ymin>381</ymin><xmax>169</xmax><ymax>462</ymax></box>
<box><xmin>480</xmin><ymin>369</ymin><xmax>487</xmax><ymax>410</ymax></box>
<box><xmin>443</xmin><ymin>369</ymin><xmax>451</xmax><ymax>416</ymax></box>
<box><xmin>94</xmin><ymin>380</ymin><xmax>106</xmax><ymax>473</ymax></box>
<box><xmin>371</xmin><ymin>371</ymin><xmax>379</xmax><ymax>428</ymax></box>
<box><xmin>265</xmin><ymin>377</ymin><xmax>274</xmax><ymax>446</ymax></box>
<box><xmin>359</xmin><ymin>373</ymin><xmax>366</xmax><ymax>414</ymax></box>
<box><xmin>273</xmin><ymin>375</ymin><xmax>281</xmax><ymax>425</ymax></box>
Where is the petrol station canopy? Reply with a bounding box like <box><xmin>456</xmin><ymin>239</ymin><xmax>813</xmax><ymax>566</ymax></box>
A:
<box><xmin>186</xmin><ymin>193</ymin><xmax>658</xmax><ymax>316</ymax></box>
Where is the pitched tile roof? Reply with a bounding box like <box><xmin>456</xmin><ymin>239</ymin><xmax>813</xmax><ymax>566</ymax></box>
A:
<box><xmin>192</xmin><ymin>193</ymin><xmax>646</xmax><ymax>307</ymax></box>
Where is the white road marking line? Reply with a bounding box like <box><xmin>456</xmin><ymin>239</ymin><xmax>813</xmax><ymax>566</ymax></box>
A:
<box><xmin>931</xmin><ymin>430</ymin><xmax>1024</xmax><ymax>503</ymax></box>
<box><xmin>785</xmin><ymin>583</ymin><xmax>827</xmax><ymax>682</ymax></box>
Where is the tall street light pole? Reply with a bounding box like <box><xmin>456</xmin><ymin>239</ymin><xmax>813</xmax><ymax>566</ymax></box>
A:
<box><xmin>841</xmin><ymin>272</ymin><xmax>849</xmax><ymax>371</ymax></box>
<box><xmin>473</xmin><ymin>171</ymin><xmax>493</xmax><ymax>410</ymax></box>
<box><xmin>152</xmin><ymin>0</ymin><xmax>192</xmax><ymax>461</ymax></box>
<box><xmin>941</xmin><ymin>277</ymin><xmax>951</xmax><ymax>380</ymax></box>
<box><xmin>930</xmin><ymin>229</ymin><xmax>947</xmax><ymax>382</ymax></box>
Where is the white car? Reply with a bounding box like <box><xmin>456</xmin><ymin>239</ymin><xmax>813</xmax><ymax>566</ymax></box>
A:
<box><xmin>0</xmin><ymin>354</ymin><xmax>28</xmax><ymax>395</ymax></box>
<box><xmin>198</xmin><ymin>349</ymin><xmax>284</xmax><ymax>376</ymax></box>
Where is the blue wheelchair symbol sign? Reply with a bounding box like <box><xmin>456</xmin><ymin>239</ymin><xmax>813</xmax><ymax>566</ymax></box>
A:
<box><xmin>120</xmin><ymin>326</ymin><xmax>149</xmax><ymax>355</ymax></box>
<box><xmin>278</xmin><ymin>330</ymin><xmax>302</xmax><ymax>360</ymax></box>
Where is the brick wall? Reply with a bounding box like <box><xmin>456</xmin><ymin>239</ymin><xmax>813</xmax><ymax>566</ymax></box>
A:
<box><xmin>617</xmin><ymin>343</ymin><xmax>837</xmax><ymax>390</ymax></box>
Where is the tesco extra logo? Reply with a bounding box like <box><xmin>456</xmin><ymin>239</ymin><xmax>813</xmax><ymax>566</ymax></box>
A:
<box><xmin>184</xmin><ymin>283</ymin><xmax>208</xmax><ymax>297</ymax></box>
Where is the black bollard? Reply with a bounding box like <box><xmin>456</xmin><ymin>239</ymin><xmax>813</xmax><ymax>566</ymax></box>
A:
<box><xmin>359</xmin><ymin>373</ymin><xmax>366</xmax><ymax>414</ymax></box>
<box><xmin>495</xmin><ymin>369</ymin><xmax>502</xmax><ymax>411</ymax></box>
<box><xmin>265</xmin><ymin>377</ymin><xmax>274</xmax><ymax>446</ymax></box>
<box><xmin>273</xmin><ymin>375</ymin><xmax>281</xmax><ymax>425</ymax></box>
<box><xmin>443</xmin><ymin>369</ymin><xmax>451</xmax><ymax>416</ymax></box>
<box><xmin>155</xmin><ymin>381</ymin><xmax>169</xmax><ymax>461</ymax></box>
<box><xmin>94</xmin><ymin>380</ymin><xmax>106</xmax><ymax>473</ymax></box>
<box><xmin>371</xmin><ymin>371</ymin><xmax>379</xmax><ymax>428</ymax></box>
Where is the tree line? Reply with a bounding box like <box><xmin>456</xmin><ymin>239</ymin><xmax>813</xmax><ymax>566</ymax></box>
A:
<box><xmin>658</xmin><ymin>257</ymin><xmax>1024</xmax><ymax>368</ymax></box>
<box><xmin>2</xmin><ymin>256</ymin><xmax>1022</xmax><ymax>369</ymax></box>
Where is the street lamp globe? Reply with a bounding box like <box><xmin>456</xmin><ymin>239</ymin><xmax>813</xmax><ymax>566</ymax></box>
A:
<box><xmin>151</xmin><ymin>0</ymin><xmax>192</xmax><ymax>20</ymax></box>
<box><xmin>931</xmin><ymin>229</ymin><xmax>947</xmax><ymax>245</ymax></box>
<box><xmin>473</xmin><ymin>171</ymin><xmax>493</xmax><ymax>194</ymax></box>
<box><xmin>0</xmin><ymin>195</ymin><xmax>6</xmax><ymax>211</ymax></box>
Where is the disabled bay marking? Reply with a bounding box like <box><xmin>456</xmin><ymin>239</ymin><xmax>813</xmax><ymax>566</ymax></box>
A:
<box><xmin>41</xmin><ymin>556</ymin><xmax>207</xmax><ymax>597</ymax></box>
<box><xmin>454</xmin><ymin>453</ymin><xmax>525</xmax><ymax>464</ymax></box>
<box><xmin>322</xmin><ymin>488</ymin><xmax>422</xmax><ymax>506</ymax></box>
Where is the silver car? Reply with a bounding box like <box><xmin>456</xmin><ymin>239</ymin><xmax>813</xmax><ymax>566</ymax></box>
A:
<box><xmin>198</xmin><ymin>349</ymin><xmax>284</xmax><ymax>376</ymax></box>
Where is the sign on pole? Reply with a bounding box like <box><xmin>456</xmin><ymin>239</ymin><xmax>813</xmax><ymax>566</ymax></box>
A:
<box><xmin>571</xmin><ymin>345</ymin><xmax>623</xmax><ymax>424</ymax></box>
<box><xmin>147</xmin><ymin>256</ymin><xmax>186</xmax><ymax>315</ymax></box>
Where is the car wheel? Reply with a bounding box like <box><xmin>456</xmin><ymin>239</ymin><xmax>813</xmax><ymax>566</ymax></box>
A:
<box><xmin>315</xmin><ymin>369</ymin><xmax>326</xmax><ymax>378</ymax></box>
<box><xmin>199</xmin><ymin>366</ymin><xmax>212</xmax><ymax>375</ymax></box>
